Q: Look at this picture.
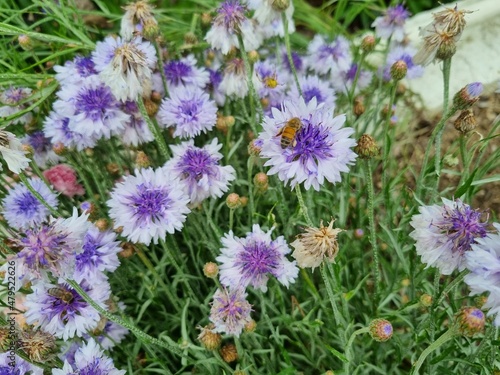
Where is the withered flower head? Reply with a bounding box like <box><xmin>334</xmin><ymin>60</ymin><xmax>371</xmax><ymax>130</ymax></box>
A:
<box><xmin>291</xmin><ymin>220</ymin><xmax>344</xmax><ymax>271</ymax></box>
<box><xmin>197</xmin><ymin>324</ymin><xmax>222</xmax><ymax>350</ymax></box>
<box><xmin>19</xmin><ymin>329</ymin><xmax>57</xmax><ymax>362</ymax></box>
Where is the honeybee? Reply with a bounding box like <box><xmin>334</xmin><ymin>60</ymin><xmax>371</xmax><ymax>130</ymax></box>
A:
<box><xmin>276</xmin><ymin>117</ymin><xmax>302</xmax><ymax>149</ymax></box>
<box><xmin>47</xmin><ymin>287</ymin><xmax>74</xmax><ymax>305</ymax></box>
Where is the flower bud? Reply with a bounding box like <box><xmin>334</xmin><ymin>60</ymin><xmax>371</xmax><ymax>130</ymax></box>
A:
<box><xmin>198</xmin><ymin>324</ymin><xmax>222</xmax><ymax>351</ymax></box>
<box><xmin>419</xmin><ymin>294</ymin><xmax>433</xmax><ymax>308</ymax></box>
<box><xmin>119</xmin><ymin>242</ymin><xmax>136</xmax><ymax>258</ymax></box>
<box><xmin>247</xmin><ymin>50</ymin><xmax>259</xmax><ymax>64</ymax></box>
<box><xmin>225</xmin><ymin>115</ymin><xmax>235</xmax><ymax>127</ymax></box>
<box><xmin>454</xmin><ymin>109</ymin><xmax>476</xmax><ymax>134</ymax></box>
<box><xmin>239</xmin><ymin>196</ymin><xmax>248</xmax><ymax>207</ymax></box>
<box><xmin>226</xmin><ymin>193</ymin><xmax>241</xmax><ymax>209</ymax></box>
<box><xmin>203</xmin><ymin>262</ymin><xmax>219</xmax><ymax>278</ymax></box>
<box><xmin>52</xmin><ymin>142</ymin><xmax>67</xmax><ymax>156</ymax></box>
<box><xmin>353</xmin><ymin>228</ymin><xmax>364</xmax><ymax>239</ymax></box>
<box><xmin>361</xmin><ymin>35</ymin><xmax>375</xmax><ymax>53</ymax></box>
<box><xmin>143</xmin><ymin>98</ymin><xmax>158</xmax><ymax>116</ymax></box>
<box><xmin>248</xmin><ymin>140</ymin><xmax>262</xmax><ymax>156</ymax></box>
<box><xmin>220</xmin><ymin>343</ymin><xmax>238</xmax><ymax>363</ymax></box>
<box><xmin>369</xmin><ymin>319</ymin><xmax>393</xmax><ymax>342</ymax></box>
<box><xmin>390</xmin><ymin>60</ymin><xmax>407</xmax><ymax>81</ymax></box>
<box><xmin>19</xmin><ymin>329</ymin><xmax>57</xmax><ymax>362</ymax></box>
<box><xmin>354</xmin><ymin>134</ymin><xmax>380</xmax><ymax>159</ymax></box>
<box><xmin>135</xmin><ymin>150</ymin><xmax>151</xmax><ymax>168</ymax></box>
<box><xmin>260</xmin><ymin>97</ymin><xmax>270</xmax><ymax>108</ymax></box>
<box><xmin>18</xmin><ymin>34</ymin><xmax>33</xmax><ymax>51</ymax></box>
<box><xmin>253</xmin><ymin>172</ymin><xmax>269</xmax><ymax>193</ymax></box>
<box><xmin>143</xmin><ymin>18</ymin><xmax>160</xmax><ymax>40</ymax></box>
<box><xmin>201</xmin><ymin>13</ymin><xmax>212</xmax><ymax>26</ymax></box>
<box><xmin>95</xmin><ymin>218</ymin><xmax>109</xmax><ymax>231</ymax></box>
<box><xmin>453</xmin><ymin>82</ymin><xmax>483</xmax><ymax>111</ymax></box>
<box><xmin>443</xmin><ymin>154</ymin><xmax>459</xmax><ymax>167</ymax></box>
<box><xmin>435</xmin><ymin>36</ymin><xmax>457</xmax><ymax>61</ymax></box>
<box><xmin>353</xmin><ymin>96</ymin><xmax>365</xmax><ymax>117</ymax></box>
<box><xmin>151</xmin><ymin>90</ymin><xmax>162</xmax><ymax>102</ymax></box>
<box><xmin>454</xmin><ymin>307</ymin><xmax>485</xmax><ymax>337</ymax></box>
<box><xmin>183</xmin><ymin>31</ymin><xmax>198</xmax><ymax>45</ymax></box>
<box><xmin>106</xmin><ymin>163</ymin><xmax>120</xmax><ymax>176</ymax></box>
<box><xmin>271</xmin><ymin>0</ymin><xmax>290</xmax><ymax>12</ymax></box>
<box><xmin>244</xmin><ymin>319</ymin><xmax>257</xmax><ymax>333</ymax></box>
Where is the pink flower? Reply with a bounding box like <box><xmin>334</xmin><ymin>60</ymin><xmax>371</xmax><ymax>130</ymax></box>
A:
<box><xmin>43</xmin><ymin>164</ymin><xmax>85</xmax><ymax>198</ymax></box>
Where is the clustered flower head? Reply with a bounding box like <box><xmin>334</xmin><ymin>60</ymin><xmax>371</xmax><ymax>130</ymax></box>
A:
<box><xmin>371</xmin><ymin>4</ymin><xmax>410</xmax><ymax>42</ymax></box>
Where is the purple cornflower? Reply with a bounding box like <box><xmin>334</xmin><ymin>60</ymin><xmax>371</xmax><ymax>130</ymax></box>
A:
<box><xmin>281</xmin><ymin>49</ymin><xmax>304</xmax><ymax>75</ymax></box>
<box><xmin>289</xmin><ymin>75</ymin><xmax>336</xmax><ymax>106</ymax></box>
<box><xmin>22</xmin><ymin>130</ymin><xmax>60</xmax><ymax>168</ymax></box>
<box><xmin>0</xmin><ymin>353</ymin><xmax>43</xmax><ymax>374</ymax></box>
<box><xmin>332</xmin><ymin>63</ymin><xmax>373</xmax><ymax>94</ymax></box>
<box><xmin>257</xmin><ymin>98</ymin><xmax>357</xmax><ymax>191</ymax></box>
<box><xmin>24</xmin><ymin>279</ymin><xmax>110</xmax><ymax>341</ymax></box>
<box><xmin>43</xmin><ymin>111</ymin><xmax>96</xmax><ymax>151</ymax></box>
<box><xmin>120</xmin><ymin>101</ymin><xmax>154</xmax><ymax>146</ymax></box>
<box><xmin>162</xmin><ymin>55</ymin><xmax>210</xmax><ymax>91</ymax></box>
<box><xmin>205</xmin><ymin>0</ymin><xmax>262</xmax><ymax>55</ymax></box>
<box><xmin>92</xmin><ymin>36</ymin><xmax>157</xmax><ymax>101</ymax></box>
<box><xmin>163</xmin><ymin>139</ymin><xmax>236</xmax><ymax>206</ymax></box>
<box><xmin>372</xmin><ymin>4</ymin><xmax>410</xmax><ymax>42</ymax></box>
<box><xmin>15</xmin><ymin>208</ymin><xmax>90</xmax><ymax>279</ymax></box>
<box><xmin>209</xmin><ymin>287</ymin><xmax>253</xmax><ymax>337</ymax></box>
<box><xmin>0</xmin><ymin>130</ymin><xmax>30</xmax><ymax>174</ymax></box>
<box><xmin>53</xmin><ymin>76</ymin><xmax>130</xmax><ymax>141</ymax></box>
<box><xmin>409</xmin><ymin>198</ymin><xmax>489</xmax><ymax>275</ymax></box>
<box><xmin>382</xmin><ymin>46</ymin><xmax>424</xmax><ymax>81</ymax></box>
<box><xmin>53</xmin><ymin>55</ymin><xmax>97</xmax><ymax>85</ymax></box>
<box><xmin>53</xmin><ymin>338</ymin><xmax>125</xmax><ymax>374</ymax></box>
<box><xmin>74</xmin><ymin>224</ymin><xmax>122</xmax><ymax>283</ymax></box>
<box><xmin>217</xmin><ymin>224</ymin><xmax>298</xmax><ymax>291</ymax></box>
<box><xmin>464</xmin><ymin>223</ymin><xmax>500</xmax><ymax>326</ymax></box>
<box><xmin>107</xmin><ymin>167</ymin><xmax>190</xmax><ymax>245</ymax></box>
<box><xmin>220</xmin><ymin>58</ymin><xmax>248</xmax><ymax>98</ymax></box>
<box><xmin>253</xmin><ymin>60</ymin><xmax>287</xmax><ymax>103</ymax></box>
<box><xmin>157</xmin><ymin>86</ymin><xmax>217</xmax><ymax>138</ymax></box>
<box><xmin>306</xmin><ymin>35</ymin><xmax>352</xmax><ymax>76</ymax></box>
<box><xmin>206</xmin><ymin>68</ymin><xmax>226</xmax><ymax>106</ymax></box>
<box><xmin>2</xmin><ymin>177</ymin><xmax>58</xmax><ymax>230</ymax></box>
<box><xmin>0</xmin><ymin>86</ymin><xmax>34</xmax><ymax>126</ymax></box>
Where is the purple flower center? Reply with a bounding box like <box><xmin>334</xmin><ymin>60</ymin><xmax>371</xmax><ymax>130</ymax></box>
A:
<box><xmin>179</xmin><ymin>99</ymin><xmax>201</xmax><ymax>121</ymax></box>
<box><xmin>216</xmin><ymin>290</ymin><xmax>246</xmax><ymax>318</ymax></box>
<box><xmin>80</xmin><ymin>360</ymin><xmax>106</xmax><ymax>375</ymax></box>
<box><xmin>236</xmin><ymin>240</ymin><xmax>280</xmax><ymax>281</ymax></box>
<box><xmin>130</xmin><ymin>183</ymin><xmax>171</xmax><ymax>221</ymax></box>
<box><xmin>216</xmin><ymin>0</ymin><xmax>247</xmax><ymax>31</ymax></box>
<box><xmin>3</xmin><ymin>87</ymin><xmax>27</xmax><ymax>104</ymax></box>
<box><xmin>164</xmin><ymin>61</ymin><xmax>192</xmax><ymax>86</ymax></box>
<box><xmin>18</xmin><ymin>225</ymin><xmax>69</xmax><ymax>272</ymax></box>
<box><xmin>346</xmin><ymin>64</ymin><xmax>358</xmax><ymax>81</ymax></box>
<box><xmin>437</xmin><ymin>202</ymin><xmax>488</xmax><ymax>254</ymax></box>
<box><xmin>282</xmin><ymin>51</ymin><xmax>303</xmax><ymax>72</ymax></box>
<box><xmin>286</xmin><ymin>122</ymin><xmax>333</xmax><ymax>164</ymax></box>
<box><xmin>179</xmin><ymin>148</ymin><xmax>216</xmax><ymax>182</ymax></box>
<box><xmin>303</xmin><ymin>87</ymin><xmax>324</xmax><ymax>103</ymax></box>
<box><xmin>386</xmin><ymin>5</ymin><xmax>410</xmax><ymax>25</ymax></box>
<box><xmin>318</xmin><ymin>41</ymin><xmax>345</xmax><ymax>61</ymax></box>
<box><xmin>74</xmin><ymin>56</ymin><xmax>97</xmax><ymax>77</ymax></box>
<box><xmin>77</xmin><ymin>234</ymin><xmax>101</xmax><ymax>270</ymax></box>
<box><xmin>14</xmin><ymin>191</ymin><xmax>40</xmax><ymax>216</ymax></box>
<box><xmin>75</xmin><ymin>85</ymin><xmax>115</xmax><ymax>120</ymax></box>
<box><xmin>208</xmin><ymin>69</ymin><xmax>222</xmax><ymax>90</ymax></box>
<box><xmin>46</xmin><ymin>285</ymin><xmax>86</xmax><ymax>322</ymax></box>
<box><xmin>382</xmin><ymin>323</ymin><xmax>393</xmax><ymax>335</ymax></box>
<box><xmin>28</xmin><ymin>130</ymin><xmax>51</xmax><ymax>153</ymax></box>
<box><xmin>123</xmin><ymin>100</ymin><xmax>138</xmax><ymax>113</ymax></box>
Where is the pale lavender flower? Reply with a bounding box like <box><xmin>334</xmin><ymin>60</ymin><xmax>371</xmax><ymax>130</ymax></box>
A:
<box><xmin>289</xmin><ymin>75</ymin><xmax>336</xmax><ymax>106</ymax></box>
<box><xmin>209</xmin><ymin>287</ymin><xmax>252</xmax><ymax>337</ymax></box>
<box><xmin>464</xmin><ymin>223</ymin><xmax>500</xmax><ymax>326</ymax></box>
<box><xmin>0</xmin><ymin>353</ymin><xmax>43</xmax><ymax>375</ymax></box>
<box><xmin>217</xmin><ymin>224</ymin><xmax>298</xmax><ymax>291</ymax></box>
<box><xmin>409</xmin><ymin>198</ymin><xmax>489</xmax><ymax>275</ymax></box>
<box><xmin>382</xmin><ymin>46</ymin><xmax>424</xmax><ymax>81</ymax></box>
<box><xmin>22</xmin><ymin>130</ymin><xmax>60</xmax><ymax>168</ymax></box>
<box><xmin>0</xmin><ymin>86</ymin><xmax>34</xmax><ymax>126</ymax></box>
<box><xmin>246</xmin><ymin>0</ymin><xmax>295</xmax><ymax>38</ymax></box>
<box><xmin>107</xmin><ymin>167</ymin><xmax>190</xmax><ymax>245</ymax></box>
<box><xmin>74</xmin><ymin>225</ymin><xmax>122</xmax><ymax>283</ymax></box>
<box><xmin>281</xmin><ymin>49</ymin><xmax>305</xmax><ymax>75</ymax></box>
<box><xmin>53</xmin><ymin>76</ymin><xmax>130</xmax><ymax>141</ymax></box>
<box><xmin>306</xmin><ymin>35</ymin><xmax>352</xmax><ymax>76</ymax></box>
<box><xmin>253</xmin><ymin>60</ymin><xmax>287</xmax><ymax>102</ymax></box>
<box><xmin>53</xmin><ymin>55</ymin><xmax>97</xmax><ymax>85</ymax></box>
<box><xmin>95</xmin><ymin>319</ymin><xmax>129</xmax><ymax>350</ymax></box>
<box><xmin>157</xmin><ymin>86</ymin><xmax>217</xmax><ymax>138</ymax></box>
<box><xmin>120</xmin><ymin>0</ymin><xmax>157</xmax><ymax>41</ymax></box>
<box><xmin>206</xmin><ymin>68</ymin><xmax>226</xmax><ymax>106</ymax></box>
<box><xmin>205</xmin><ymin>0</ymin><xmax>262</xmax><ymax>54</ymax></box>
<box><xmin>220</xmin><ymin>58</ymin><xmax>248</xmax><ymax>98</ymax></box>
<box><xmin>52</xmin><ymin>338</ymin><xmax>125</xmax><ymax>374</ymax></box>
<box><xmin>43</xmin><ymin>111</ymin><xmax>96</xmax><ymax>151</ymax></box>
<box><xmin>15</xmin><ymin>208</ymin><xmax>90</xmax><ymax>279</ymax></box>
<box><xmin>92</xmin><ymin>36</ymin><xmax>157</xmax><ymax>101</ymax></box>
<box><xmin>2</xmin><ymin>177</ymin><xmax>58</xmax><ymax>230</ymax></box>
<box><xmin>163</xmin><ymin>55</ymin><xmax>210</xmax><ymax>91</ymax></box>
<box><xmin>258</xmin><ymin>98</ymin><xmax>357</xmax><ymax>191</ymax></box>
<box><xmin>163</xmin><ymin>139</ymin><xmax>236</xmax><ymax>206</ymax></box>
<box><xmin>120</xmin><ymin>101</ymin><xmax>154</xmax><ymax>146</ymax></box>
<box><xmin>0</xmin><ymin>130</ymin><xmax>30</xmax><ymax>173</ymax></box>
<box><xmin>332</xmin><ymin>63</ymin><xmax>373</xmax><ymax>94</ymax></box>
<box><xmin>372</xmin><ymin>4</ymin><xmax>410</xmax><ymax>42</ymax></box>
<box><xmin>25</xmin><ymin>279</ymin><xmax>110</xmax><ymax>341</ymax></box>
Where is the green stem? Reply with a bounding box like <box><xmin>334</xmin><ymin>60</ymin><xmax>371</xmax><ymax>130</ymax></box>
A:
<box><xmin>153</xmin><ymin>40</ymin><xmax>169</xmax><ymax>97</ymax></box>
<box><xmin>365</xmin><ymin>160</ymin><xmax>381</xmax><ymax>305</ymax></box>
<box><xmin>345</xmin><ymin>327</ymin><xmax>370</xmax><ymax>374</ymax></box>
<box><xmin>229</xmin><ymin>208</ymin><xmax>234</xmax><ymax>231</ymax></box>
<box><xmin>411</xmin><ymin>329</ymin><xmax>455</xmax><ymax>375</ymax></box>
<box><xmin>282</xmin><ymin>13</ymin><xmax>302</xmax><ymax>97</ymax></box>
<box><xmin>382</xmin><ymin>84</ymin><xmax>397</xmax><ymax>194</ymax></box>
<box><xmin>294</xmin><ymin>185</ymin><xmax>313</xmax><ymax>226</ymax></box>
<box><xmin>65</xmin><ymin>279</ymin><xmax>184</xmax><ymax>357</ymax></box>
<box><xmin>136</xmin><ymin>245</ymin><xmax>181</xmax><ymax>311</ymax></box>
<box><xmin>434</xmin><ymin>58</ymin><xmax>452</xmax><ymax>182</ymax></box>
<box><xmin>458</xmin><ymin>135</ymin><xmax>470</xmax><ymax>187</ymax></box>
<box><xmin>18</xmin><ymin>172</ymin><xmax>59</xmax><ymax>217</ymax></box>
<box><xmin>320</xmin><ymin>265</ymin><xmax>344</xmax><ymax>327</ymax></box>
<box><xmin>136</xmin><ymin>96</ymin><xmax>169</xmax><ymax>161</ymax></box>
<box><xmin>247</xmin><ymin>157</ymin><xmax>255</xmax><ymax>226</ymax></box>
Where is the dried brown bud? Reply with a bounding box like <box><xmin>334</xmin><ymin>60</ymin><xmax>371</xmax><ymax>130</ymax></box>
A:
<box><xmin>52</xmin><ymin>142</ymin><xmax>67</xmax><ymax>156</ymax></box>
<box><xmin>119</xmin><ymin>241</ymin><xmax>135</xmax><ymax>258</ymax></box>
<box><xmin>143</xmin><ymin>98</ymin><xmax>158</xmax><ymax>117</ymax></box>
<box><xmin>94</xmin><ymin>218</ymin><xmax>109</xmax><ymax>231</ymax></box>
<box><xmin>201</xmin><ymin>13</ymin><xmax>212</xmax><ymax>26</ymax></box>
<box><xmin>390</xmin><ymin>60</ymin><xmax>407</xmax><ymax>81</ymax></box>
<box><xmin>361</xmin><ymin>35</ymin><xmax>375</xmax><ymax>53</ymax></box>
<box><xmin>184</xmin><ymin>31</ymin><xmax>198</xmax><ymax>45</ymax></box>
<box><xmin>198</xmin><ymin>324</ymin><xmax>222</xmax><ymax>350</ymax></box>
<box><xmin>135</xmin><ymin>150</ymin><xmax>151</xmax><ymax>168</ymax></box>
<box><xmin>454</xmin><ymin>109</ymin><xmax>477</xmax><ymax>134</ymax></box>
<box><xmin>220</xmin><ymin>343</ymin><xmax>238</xmax><ymax>363</ymax></box>
<box><xmin>106</xmin><ymin>163</ymin><xmax>120</xmax><ymax>176</ymax></box>
<box><xmin>354</xmin><ymin>134</ymin><xmax>380</xmax><ymax>159</ymax></box>
<box><xmin>19</xmin><ymin>329</ymin><xmax>57</xmax><ymax>362</ymax></box>
<box><xmin>353</xmin><ymin>96</ymin><xmax>365</xmax><ymax>117</ymax></box>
